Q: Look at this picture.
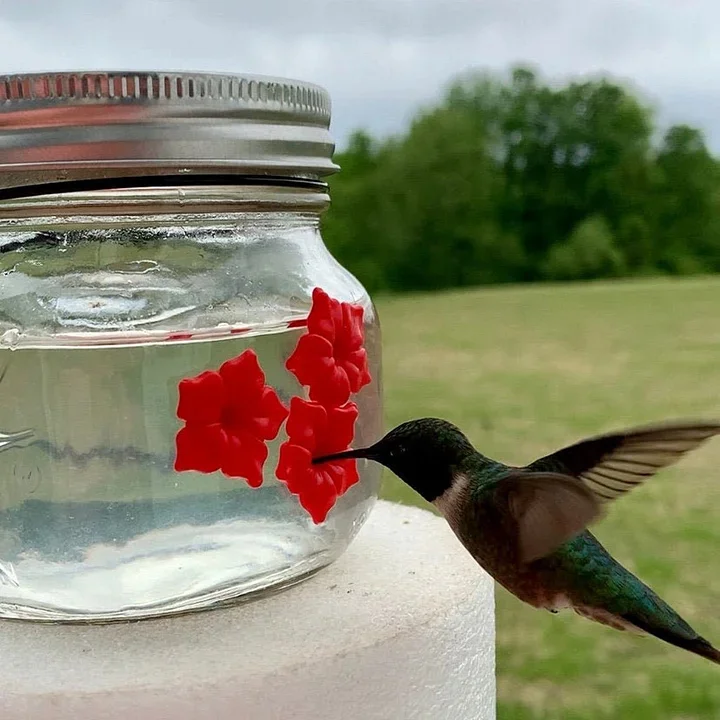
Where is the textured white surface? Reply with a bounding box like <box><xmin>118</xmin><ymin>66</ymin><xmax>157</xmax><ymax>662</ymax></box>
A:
<box><xmin>0</xmin><ymin>500</ymin><xmax>495</xmax><ymax>720</ymax></box>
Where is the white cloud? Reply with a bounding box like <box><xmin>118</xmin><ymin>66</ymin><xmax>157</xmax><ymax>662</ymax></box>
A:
<box><xmin>1</xmin><ymin>0</ymin><xmax>720</xmax><ymax>148</ymax></box>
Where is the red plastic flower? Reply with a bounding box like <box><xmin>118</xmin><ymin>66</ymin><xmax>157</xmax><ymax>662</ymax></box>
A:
<box><xmin>276</xmin><ymin>397</ymin><xmax>360</xmax><ymax>523</ymax></box>
<box><xmin>285</xmin><ymin>287</ymin><xmax>372</xmax><ymax>407</ymax></box>
<box><xmin>174</xmin><ymin>349</ymin><xmax>289</xmax><ymax>488</ymax></box>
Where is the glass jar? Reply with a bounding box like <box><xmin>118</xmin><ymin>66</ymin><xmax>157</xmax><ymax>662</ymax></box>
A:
<box><xmin>0</xmin><ymin>71</ymin><xmax>383</xmax><ymax>622</ymax></box>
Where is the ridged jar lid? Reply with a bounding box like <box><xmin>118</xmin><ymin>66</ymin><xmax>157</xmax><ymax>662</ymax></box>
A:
<box><xmin>0</xmin><ymin>70</ymin><xmax>338</xmax><ymax>193</ymax></box>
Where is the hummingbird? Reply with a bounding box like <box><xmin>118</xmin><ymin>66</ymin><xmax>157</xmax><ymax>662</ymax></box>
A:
<box><xmin>314</xmin><ymin>418</ymin><xmax>720</xmax><ymax>665</ymax></box>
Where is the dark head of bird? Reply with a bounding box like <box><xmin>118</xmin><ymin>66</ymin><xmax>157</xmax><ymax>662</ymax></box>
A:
<box><xmin>312</xmin><ymin>418</ymin><xmax>476</xmax><ymax>503</ymax></box>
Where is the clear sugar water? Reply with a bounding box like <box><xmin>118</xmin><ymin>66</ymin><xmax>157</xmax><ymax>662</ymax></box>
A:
<box><xmin>0</xmin><ymin>327</ymin><xmax>381</xmax><ymax>621</ymax></box>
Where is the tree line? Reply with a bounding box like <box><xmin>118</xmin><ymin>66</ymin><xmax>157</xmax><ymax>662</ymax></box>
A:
<box><xmin>322</xmin><ymin>66</ymin><xmax>720</xmax><ymax>292</ymax></box>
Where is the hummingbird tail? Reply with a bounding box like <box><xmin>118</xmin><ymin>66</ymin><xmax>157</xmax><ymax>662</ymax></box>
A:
<box><xmin>665</xmin><ymin>634</ymin><xmax>720</xmax><ymax>666</ymax></box>
<box><xmin>686</xmin><ymin>637</ymin><xmax>720</xmax><ymax>666</ymax></box>
<box><xmin>622</xmin><ymin>612</ymin><xmax>720</xmax><ymax>666</ymax></box>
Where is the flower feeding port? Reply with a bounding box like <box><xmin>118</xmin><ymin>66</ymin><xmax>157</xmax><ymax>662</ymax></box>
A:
<box><xmin>174</xmin><ymin>350</ymin><xmax>289</xmax><ymax>487</ymax></box>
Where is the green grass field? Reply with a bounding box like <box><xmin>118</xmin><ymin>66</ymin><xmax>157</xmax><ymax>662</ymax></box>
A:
<box><xmin>374</xmin><ymin>276</ymin><xmax>720</xmax><ymax>720</ymax></box>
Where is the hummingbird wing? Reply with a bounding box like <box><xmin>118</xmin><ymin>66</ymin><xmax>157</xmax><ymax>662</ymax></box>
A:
<box><xmin>492</xmin><ymin>470</ymin><xmax>603</xmax><ymax>564</ymax></box>
<box><xmin>525</xmin><ymin>420</ymin><xmax>720</xmax><ymax>504</ymax></box>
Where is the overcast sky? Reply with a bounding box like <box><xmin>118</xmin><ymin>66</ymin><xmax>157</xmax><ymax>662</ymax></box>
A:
<box><xmin>2</xmin><ymin>0</ymin><xmax>720</xmax><ymax>150</ymax></box>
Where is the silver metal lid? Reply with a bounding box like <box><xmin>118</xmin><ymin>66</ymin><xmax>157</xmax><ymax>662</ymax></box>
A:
<box><xmin>0</xmin><ymin>70</ymin><xmax>339</xmax><ymax>191</ymax></box>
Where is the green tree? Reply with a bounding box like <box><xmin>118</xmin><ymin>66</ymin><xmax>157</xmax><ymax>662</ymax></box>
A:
<box><xmin>542</xmin><ymin>215</ymin><xmax>625</xmax><ymax>281</ymax></box>
<box><xmin>652</xmin><ymin>125</ymin><xmax>720</xmax><ymax>273</ymax></box>
<box><xmin>322</xmin><ymin>131</ymin><xmax>393</xmax><ymax>291</ymax></box>
<box><xmin>380</xmin><ymin>101</ymin><xmax>521</xmax><ymax>289</ymax></box>
<box><xmin>440</xmin><ymin>67</ymin><xmax>656</xmax><ymax>276</ymax></box>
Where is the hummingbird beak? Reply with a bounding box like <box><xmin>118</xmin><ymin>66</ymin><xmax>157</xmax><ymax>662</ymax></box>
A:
<box><xmin>312</xmin><ymin>446</ymin><xmax>376</xmax><ymax>465</ymax></box>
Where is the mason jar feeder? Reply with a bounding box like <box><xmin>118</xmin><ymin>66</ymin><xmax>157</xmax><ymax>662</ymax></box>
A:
<box><xmin>0</xmin><ymin>71</ymin><xmax>383</xmax><ymax>622</ymax></box>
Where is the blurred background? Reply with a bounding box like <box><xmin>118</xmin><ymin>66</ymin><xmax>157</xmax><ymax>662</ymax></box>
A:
<box><xmin>3</xmin><ymin>2</ymin><xmax>720</xmax><ymax>717</ymax></box>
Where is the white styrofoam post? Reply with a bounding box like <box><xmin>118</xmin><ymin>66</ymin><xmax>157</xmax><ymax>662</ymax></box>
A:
<box><xmin>0</xmin><ymin>501</ymin><xmax>496</xmax><ymax>719</ymax></box>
